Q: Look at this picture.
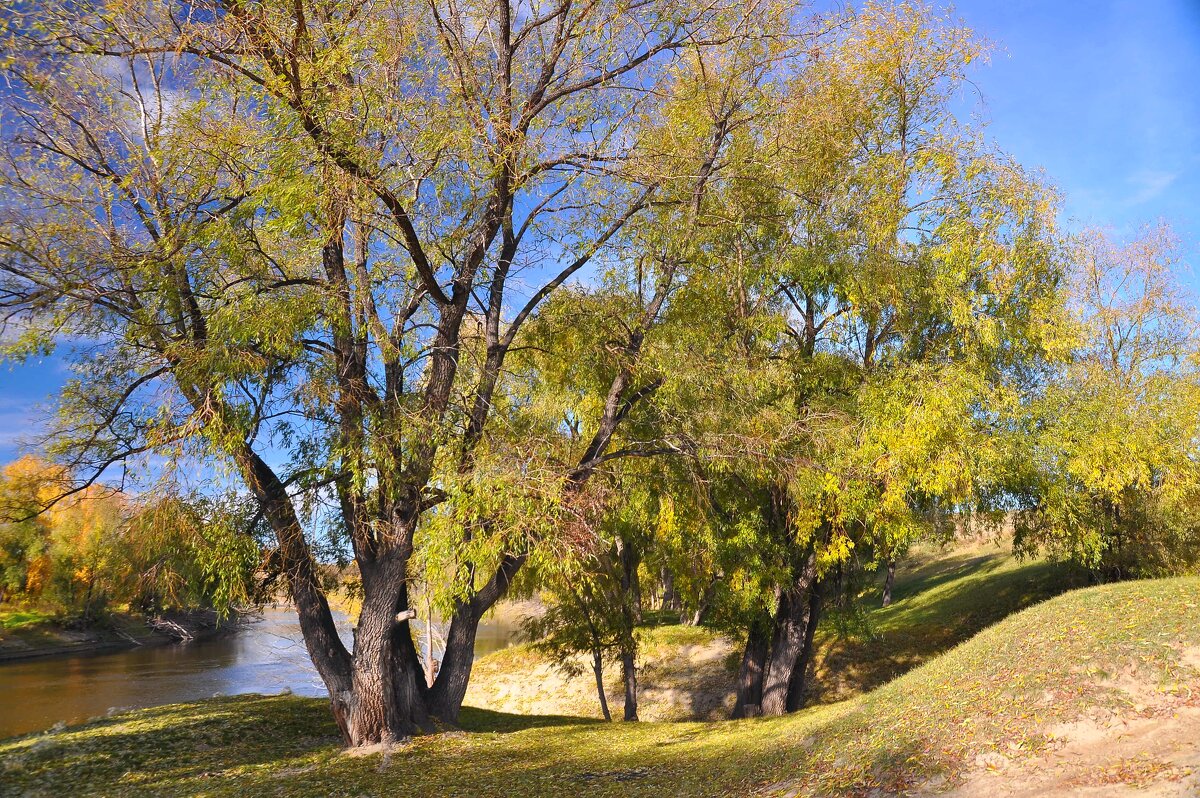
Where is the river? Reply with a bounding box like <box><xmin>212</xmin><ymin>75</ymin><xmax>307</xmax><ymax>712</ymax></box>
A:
<box><xmin>0</xmin><ymin>606</ymin><xmax>520</xmax><ymax>739</ymax></box>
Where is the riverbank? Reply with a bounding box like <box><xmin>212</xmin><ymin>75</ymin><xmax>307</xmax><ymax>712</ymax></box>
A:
<box><xmin>0</xmin><ymin>606</ymin><xmax>236</xmax><ymax>663</ymax></box>
<box><xmin>4</xmin><ymin>576</ymin><xmax>1198</xmax><ymax>797</ymax></box>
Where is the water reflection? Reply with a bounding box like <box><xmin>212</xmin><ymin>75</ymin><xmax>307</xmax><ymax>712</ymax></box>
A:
<box><xmin>0</xmin><ymin>606</ymin><xmax>518</xmax><ymax>738</ymax></box>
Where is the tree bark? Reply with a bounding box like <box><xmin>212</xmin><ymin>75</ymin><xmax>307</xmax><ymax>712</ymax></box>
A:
<box><xmin>592</xmin><ymin>650</ymin><xmax>612</xmax><ymax>721</ymax></box>
<box><xmin>336</xmin><ymin>557</ymin><xmax>430</xmax><ymax>745</ymax></box>
<box><xmin>731</xmin><ymin>621</ymin><xmax>769</xmax><ymax>719</ymax></box>
<box><xmin>621</xmin><ymin>648</ymin><xmax>639</xmax><ymax>721</ymax></box>
<box><xmin>881</xmin><ymin>558</ymin><xmax>897</xmax><ymax>607</ymax></box>
<box><xmin>785</xmin><ymin>581</ymin><xmax>823</xmax><ymax>712</ymax></box>
<box><xmin>760</xmin><ymin>555</ymin><xmax>817</xmax><ymax>716</ymax></box>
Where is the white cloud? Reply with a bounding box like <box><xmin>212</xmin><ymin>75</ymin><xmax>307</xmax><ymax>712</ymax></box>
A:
<box><xmin>1126</xmin><ymin>169</ymin><xmax>1179</xmax><ymax>206</ymax></box>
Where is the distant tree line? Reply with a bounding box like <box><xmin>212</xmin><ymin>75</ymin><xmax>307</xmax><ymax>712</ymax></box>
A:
<box><xmin>0</xmin><ymin>457</ymin><xmax>262</xmax><ymax>619</ymax></box>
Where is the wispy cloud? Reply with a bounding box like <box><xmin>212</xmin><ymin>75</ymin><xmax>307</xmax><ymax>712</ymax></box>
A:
<box><xmin>1126</xmin><ymin>169</ymin><xmax>1180</xmax><ymax>207</ymax></box>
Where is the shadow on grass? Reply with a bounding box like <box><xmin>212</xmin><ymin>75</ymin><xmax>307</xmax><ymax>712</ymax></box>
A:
<box><xmin>0</xmin><ymin>694</ymin><xmax>342</xmax><ymax>796</ymax></box>
<box><xmin>805</xmin><ymin>555</ymin><xmax>1091</xmax><ymax>706</ymax></box>
<box><xmin>457</xmin><ymin>705</ymin><xmax>600</xmax><ymax>733</ymax></box>
<box><xmin>880</xmin><ymin>552</ymin><xmax>1006</xmax><ymax>606</ymax></box>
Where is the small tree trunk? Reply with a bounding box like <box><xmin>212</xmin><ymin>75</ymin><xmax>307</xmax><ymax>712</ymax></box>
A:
<box><xmin>592</xmin><ymin>650</ymin><xmax>612</xmax><ymax>721</ymax></box>
<box><xmin>660</xmin><ymin>567</ymin><xmax>681</xmax><ymax>614</ymax></box>
<box><xmin>689</xmin><ymin>577</ymin><xmax>719</xmax><ymax>626</ymax></box>
<box><xmin>881</xmin><ymin>559</ymin><xmax>896</xmax><ymax>607</ymax></box>
<box><xmin>731</xmin><ymin>621</ymin><xmax>769</xmax><ymax>719</ymax></box>
<box><xmin>422</xmin><ymin>591</ymin><xmax>436</xmax><ymax>687</ymax></box>
<box><xmin>618</xmin><ymin>538</ymin><xmax>642</xmax><ymax>625</ymax></box>
<box><xmin>621</xmin><ymin>648</ymin><xmax>638</xmax><ymax>721</ymax></box>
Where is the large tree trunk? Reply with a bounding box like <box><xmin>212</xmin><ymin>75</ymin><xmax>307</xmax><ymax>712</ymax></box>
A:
<box><xmin>336</xmin><ymin>558</ymin><xmax>430</xmax><ymax>745</ymax></box>
<box><xmin>881</xmin><ymin>559</ymin><xmax>897</xmax><ymax>607</ymax></box>
<box><xmin>760</xmin><ymin>556</ymin><xmax>817</xmax><ymax>716</ymax></box>
<box><xmin>785</xmin><ymin>581</ymin><xmax>823</xmax><ymax>712</ymax></box>
<box><xmin>621</xmin><ymin>648</ymin><xmax>639</xmax><ymax>721</ymax></box>
<box><xmin>731</xmin><ymin>620</ymin><xmax>769</xmax><ymax>719</ymax></box>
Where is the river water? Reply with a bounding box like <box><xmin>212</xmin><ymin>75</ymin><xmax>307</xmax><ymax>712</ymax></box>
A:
<box><xmin>0</xmin><ymin>607</ymin><xmax>520</xmax><ymax>739</ymax></box>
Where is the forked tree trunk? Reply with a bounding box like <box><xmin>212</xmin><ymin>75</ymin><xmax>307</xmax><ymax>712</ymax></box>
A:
<box><xmin>786</xmin><ymin>582</ymin><xmax>823</xmax><ymax>712</ymax></box>
<box><xmin>427</xmin><ymin>552</ymin><xmax>526</xmax><ymax>723</ymax></box>
<box><xmin>426</xmin><ymin>600</ymin><xmax>483</xmax><ymax>723</ymax></box>
<box><xmin>621</xmin><ymin>648</ymin><xmax>639</xmax><ymax>721</ymax></box>
<box><xmin>881</xmin><ymin>559</ymin><xmax>897</xmax><ymax>607</ymax></box>
<box><xmin>592</xmin><ymin>650</ymin><xmax>612</xmax><ymax>721</ymax></box>
<box><xmin>760</xmin><ymin>556</ymin><xmax>817</xmax><ymax>716</ymax></box>
<box><xmin>731</xmin><ymin>621</ymin><xmax>770</xmax><ymax>719</ymax></box>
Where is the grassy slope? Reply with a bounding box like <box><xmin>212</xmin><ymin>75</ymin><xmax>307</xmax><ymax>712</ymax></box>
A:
<box><xmin>2</xmin><ymin>577</ymin><xmax>1198</xmax><ymax>797</ymax></box>
<box><xmin>806</xmin><ymin>540</ymin><xmax>1089</xmax><ymax>705</ymax></box>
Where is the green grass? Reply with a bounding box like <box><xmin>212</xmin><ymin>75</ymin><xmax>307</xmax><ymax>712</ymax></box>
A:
<box><xmin>805</xmin><ymin>541</ymin><xmax>1090</xmax><ymax>704</ymax></box>
<box><xmin>4</xmin><ymin>576</ymin><xmax>1198</xmax><ymax>797</ymax></box>
<box><xmin>0</xmin><ymin>607</ymin><xmax>54</xmax><ymax>631</ymax></box>
<box><xmin>0</xmin><ymin>605</ymin><xmax>170</xmax><ymax>658</ymax></box>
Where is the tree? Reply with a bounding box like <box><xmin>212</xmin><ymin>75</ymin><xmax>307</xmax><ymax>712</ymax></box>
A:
<box><xmin>1011</xmin><ymin>224</ymin><xmax>1200</xmax><ymax>579</ymax></box>
<box><xmin>0</xmin><ymin>457</ymin><xmax>60</xmax><ymax>602</ymax></box>
<box><xmin>633</xmin><ymin>1</ymin><xmax>1067</xmax><ymax>718</ymax></box>
<box><xmin>0</xmin><ymin>457</ymin><xmax>261</xmax><ymax>616</ymax></box>
<box><xmin>521</xmin><ymin>511</ymin><xmax>640</xmax><ymax>722</ymax></box>
<box><xmin>0</xmin><ymin>0</ymin><xmax>793</xmax><ymax>744</ymax></box>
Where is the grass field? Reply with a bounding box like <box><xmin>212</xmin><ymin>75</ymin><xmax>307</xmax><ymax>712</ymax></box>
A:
<box><xmin>3</xmin><ymin>548</ymin><xmax>1196</xmax><ymax>798</ymax></box>
<box><xmin>0</xmin><ymin>607</ymin><xmax>55</xmax><ymax>631</ymax></box>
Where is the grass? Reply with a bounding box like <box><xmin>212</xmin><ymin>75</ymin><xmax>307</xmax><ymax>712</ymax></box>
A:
<box><xmin>805</xmin><ymin>540</ymin><xmax>1090</xmax><ymax>704</ymax></box>
<box><xmin>4</xmin><ymin>570</ymin><xmax>1198</xmax><ymax>797</ymax></box>
<box><xmin>0</xmin><ymin>604</ymin><xmax>185</xmax><ymax>660</ymax></box>
<box><xmin>0</xmin><ymin>607</ymin><xmax>54</xmax><ymax>631</ymax></box>
<box><xmin>0</xmin><ymin>606</ymin><xmax>67</xmax><ymax>652</ymax></box>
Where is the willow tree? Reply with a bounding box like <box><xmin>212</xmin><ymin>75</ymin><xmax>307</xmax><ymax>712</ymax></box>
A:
<box><xmin>630</xmin><ymin>2</ymin><xmax>1068</xmax><ymax>718</ymax></box>
<box><xmin>1011</xmin><ymin>224</ymin><xmax>1200</xmax><ymax>578</ymax></box>
<box><xmin>0</xmin><ymin>0</ymin><xmax>793</xmax><ymax>744</ymax></box>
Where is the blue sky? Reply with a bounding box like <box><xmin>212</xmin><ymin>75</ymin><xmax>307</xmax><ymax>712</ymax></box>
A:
<box><xmin>953</xmin><ymin>0</ymin><xmax>1200</xmax><ymax>247</ymax></box>
<box><xmin>0</xmin><ymin>0</ymin><xmax>1197</xmax><ymax>463</ymax></box>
